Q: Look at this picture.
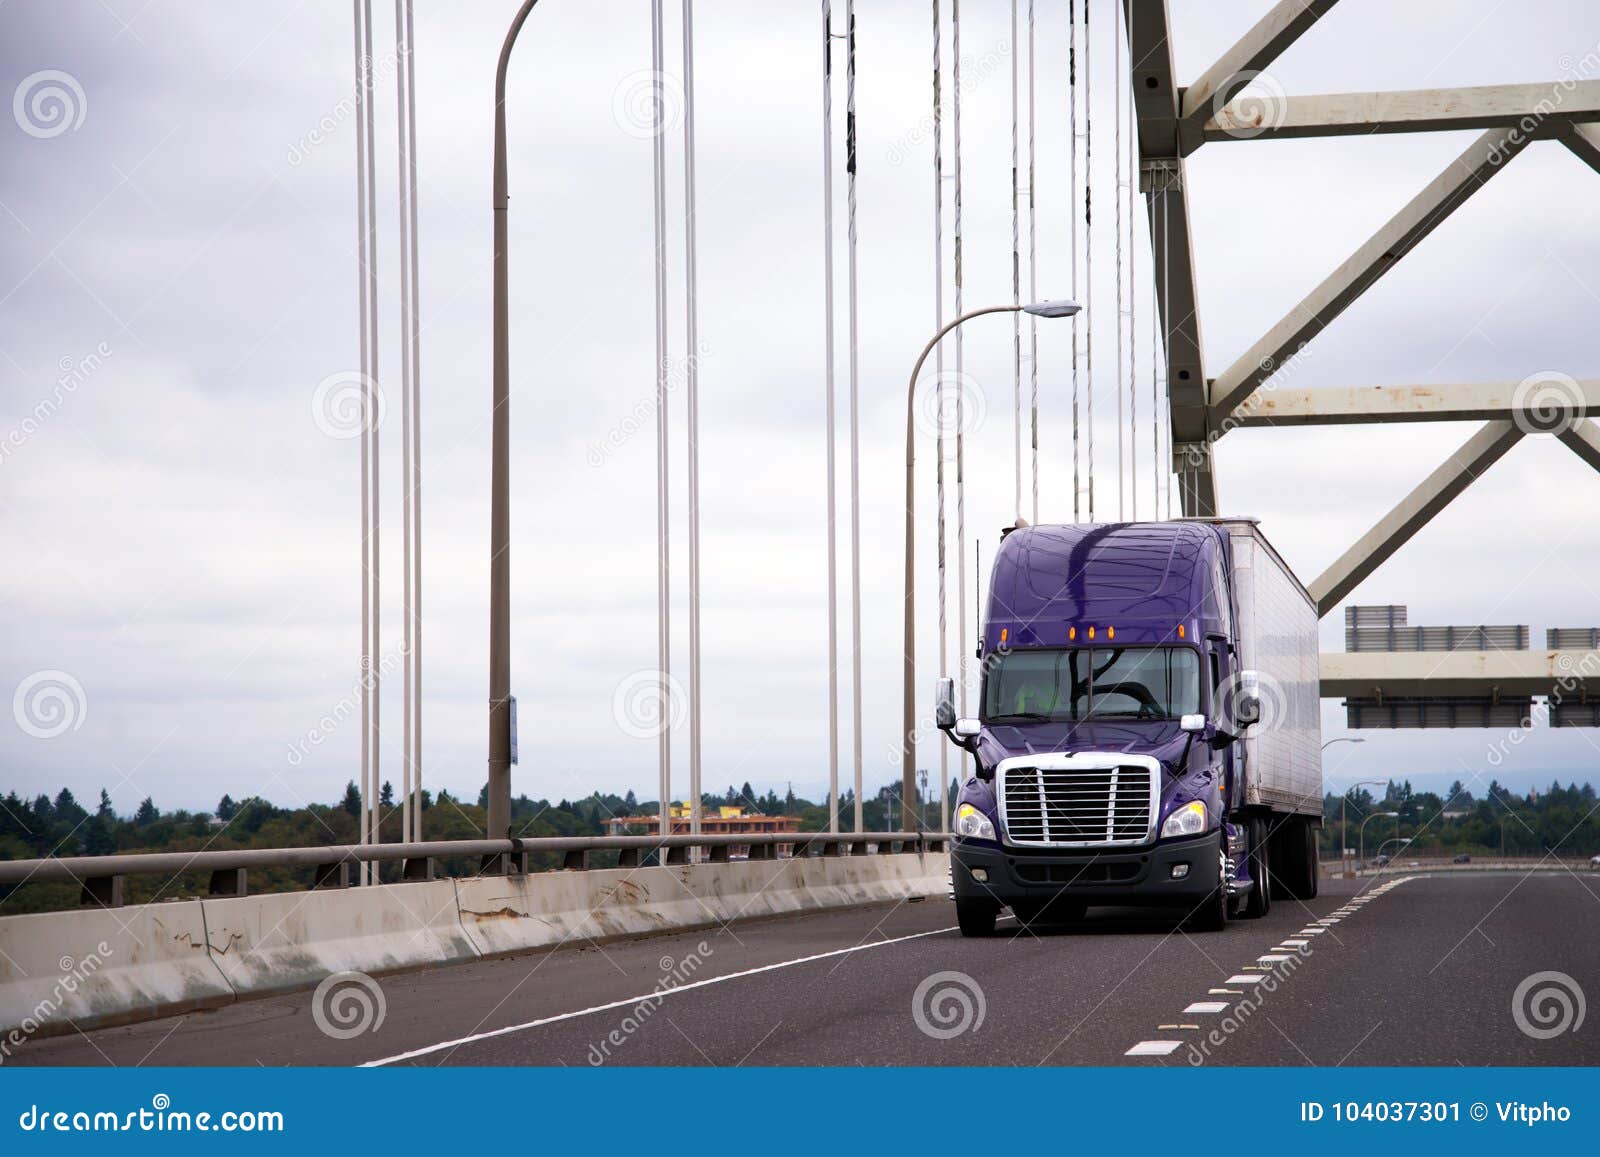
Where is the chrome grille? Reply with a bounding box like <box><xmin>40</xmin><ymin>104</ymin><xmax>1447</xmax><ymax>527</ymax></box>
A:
<box><xmin>999</xmin><ymin>763</ymin><xmax>1157</xmax><ymax>847</ymax></box>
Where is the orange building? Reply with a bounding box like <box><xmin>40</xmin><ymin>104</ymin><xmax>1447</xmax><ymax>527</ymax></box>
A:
<box><xmin>603</xmin><ymin>805</ymin><xmax>801</xmax><ymax>858</ymax></box>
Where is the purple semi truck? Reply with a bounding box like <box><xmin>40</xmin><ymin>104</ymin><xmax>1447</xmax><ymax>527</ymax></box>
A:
<box><xmin>935</xmin><ymin>518</ymin><xmax>1323</xmax><ymax>935</ymax></box>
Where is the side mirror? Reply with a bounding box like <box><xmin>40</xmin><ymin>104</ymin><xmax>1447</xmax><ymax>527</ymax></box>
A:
<box><xmin>934</xmin><ymin>676</ymin><xmax>956</xmax><ymax>730</ymax></box>
<box><xmin>952</xmin><ymin>719</ymin><xmax>981</xmax><ymax>741</ymax></box>
<box><xmin>1234</xmin><ymin>669</ymin><xmax>1262</xmax><ymax>729</ymax></box>
<box><xmin>1180</xmin><ymin>713</ymin><xmax>1207</xmax><ymax>733</ymax></box>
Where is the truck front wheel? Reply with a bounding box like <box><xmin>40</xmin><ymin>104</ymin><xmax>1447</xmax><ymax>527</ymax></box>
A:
<box><xmin>1184</xmin><ymin>833</ymin><xmax>1230</xmax><ymax>932</ymax></box>
<box><xmin>956</xmin><ymin>897</ymin><xmax>999</xmax><ymax>937</ymax></box>
<box><xmin>1243</xmin><ymin>818</ymin><xmax>1272</xmax><ymax>918</ymax></box>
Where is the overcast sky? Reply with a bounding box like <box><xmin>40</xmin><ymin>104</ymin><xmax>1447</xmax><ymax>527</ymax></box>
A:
<box><xmin>4</xmin><ymin>0</ymin><xmax>1600</xmax><ymax>820</ymax></box>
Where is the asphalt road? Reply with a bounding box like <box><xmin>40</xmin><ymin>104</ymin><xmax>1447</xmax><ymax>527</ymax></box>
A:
<box><xmin>15</xmin><ymin>871</ymin><xmax>1598</xmax><ymax>1067</ymax></box>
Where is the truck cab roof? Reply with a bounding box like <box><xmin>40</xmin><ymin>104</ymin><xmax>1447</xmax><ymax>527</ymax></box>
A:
<box><xmin>984</xmin><ymin>521</ymin><xmax>1228</xmax><ymax>652</ymax></box>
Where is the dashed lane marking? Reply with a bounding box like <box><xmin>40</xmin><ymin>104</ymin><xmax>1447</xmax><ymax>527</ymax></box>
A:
<box><xmin>1184</xmin><ymin>1001</ymin><xmax>1230</xmax><ymax>1014</ymax></box>
<box><xmin>1125</xmin><ymin>1040</ymin><xmax>1184</xmax><ymax>1057</ymax></box>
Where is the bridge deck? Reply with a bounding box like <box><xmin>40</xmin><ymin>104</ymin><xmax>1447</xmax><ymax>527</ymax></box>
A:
<box><xmin>14</xmin><ymin>873</ymin><xmax>1596</xmax><ymax>1067</ymax></box>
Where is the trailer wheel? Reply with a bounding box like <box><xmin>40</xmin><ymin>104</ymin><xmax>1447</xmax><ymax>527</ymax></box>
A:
<box><xmin>1303</xmin><ymin>823</ymin><xmax>1320</xmax><ymax>899</ymax></box>
<box><xmin>1273</xmin><ymin>819</ymin><xmax>1321</xmax><ymax>902</ymax></box>
<box><xmin>956</xmin><ymin>897</ymin><xmax>998</xmax><ymax>937</ymax></box>
<box><xmin>1243</xmin><ymin>818</ymin><xmax>1272</xmax><ymax>918</ymax></box>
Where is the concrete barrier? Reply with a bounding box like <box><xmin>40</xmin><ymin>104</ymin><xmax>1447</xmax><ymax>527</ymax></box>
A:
<box><xmin>0</xmin><ymin>903</ymin><xmax>233</xmax><ymax>1044</ymax></box>
<box><xmin>201</xmin><ymin>879</ymin><xmax>474</xmax><ymax>997</ymax></box>
<box><xmin>456</xmin><ymin>852</ymin><xmax>951</xmax><ymax>958</ymax></box>
<box><xmin>0</xmin><ymin>853</ymin><xmax>949</xmax><ymax>1038</ymax></box>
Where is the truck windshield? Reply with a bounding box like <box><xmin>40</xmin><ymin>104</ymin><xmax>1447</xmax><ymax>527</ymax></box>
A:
<box><xmin>983</xmin><ymin>646</ymin><xmax>1201</xmax><ymax>722</ymax></box>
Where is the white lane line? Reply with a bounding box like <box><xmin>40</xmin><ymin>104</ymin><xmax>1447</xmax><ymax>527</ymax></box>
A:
<box><xmin>1226</xmin><ymin>974</ymin><xmax>1264</xmax><ymax>984</ymax></box>
<box><xmin>1126</xmin><ymin>1040</ymin><xmax>1184</xmax><ymax>1057</ymax></box>
<box><xmin>1257</xmin><ymin>954</ymin><xmax>1292</xmax><ymax>963</ymax></box>
<box><xmin>361</xmin><ymin>923</ymin><xmax>964</xmax><ymax>1067</ymax></box>
<box><xmin>1297</xmin><ymin>928</ymin><xmax>1326</xmax><ymax>935</ymax></box>
<box><xmin>1184</xmin><ymin>1001</ymin><xmax>1230</xmax><ymax>1014</ymax></box>
<box><xmin>1276</xmin><ymin>940</ymin><xmax>1309</xmax><ymax>949</ymax></box>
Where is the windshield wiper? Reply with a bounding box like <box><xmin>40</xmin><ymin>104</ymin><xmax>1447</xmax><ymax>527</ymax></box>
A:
<box><xmin>985</xmin><ymin>711</ymin><xmax>1056</xmax><ymax>723</ymax></box>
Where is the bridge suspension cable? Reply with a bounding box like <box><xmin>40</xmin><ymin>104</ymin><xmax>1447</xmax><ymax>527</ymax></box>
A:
<box><xmin>395</xmin><ymin>0</ymin><xmax>423</xmax><ymax>846</ymax></box>
<box><xmin>1113</xmin><ymin>2</ymin><xmax>1125</xmax><ymax>522</ymax></box>
<box><xmin>653</xmin><ymin>0</ymin><xmax>672</xmax><ymax>844</ymax></box>
<box><xmin>681</xmin><ymin>0</ymin><xmax>702</xmax><ymax>844</ymax></box>
<box><xmin>952</xmin><ymin>0</ymin><xmax>968</xmax><ymax>721</ymax></box>
<box><xmin>1009</xmin><ymin>0</ymin><xmax>1021</xmax><ymax>524</ymax></box>
<box><xmin>1069</xmin><ymin>0</ymin><xmax>1079</xmax><ymax>521</ymax></box>
<box><xmin>845</xmin><ymin>0</ymin><xmax>864</xmax><ymax>833</ymax></box>
<box><xmin>820</xmin><ymin>0</ymin><xmax>839</xmax><ymax>833</ymax></box>
<box><xmin>932</xmin><ymin>0</ymin><xmax>947</xmax><ymax>835</ymax></box>
<box><xmin>352</xmin><ymin>0</ymin><xmax>380</xmax><ymax>883</ymax></box>
<box><xmin>1083</xmin><ymin>0</ymin><xmax>1094</xmax><ymax>522</ymax></box>
<box><xmin>1026</xmin><ymin>0</ymin><xmax>1038</xmax><ymax>524</ymax></box>
<box><xmin>1126</xmin><ymin>0</ymin><xmax>1137</xmax><ymax>522</ymax></box>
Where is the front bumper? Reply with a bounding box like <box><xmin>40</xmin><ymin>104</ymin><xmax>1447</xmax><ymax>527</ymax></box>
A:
<box><xmin>952</xmin><ymin>829</ymin><xmax>1220</xmax><ymax>908</ymax></box>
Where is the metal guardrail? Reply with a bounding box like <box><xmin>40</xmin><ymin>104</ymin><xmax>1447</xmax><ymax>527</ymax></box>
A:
<box><xmin>0</xmin><ymin>832</ymin><xmax>951</xmax><ymax>909</ymax></box>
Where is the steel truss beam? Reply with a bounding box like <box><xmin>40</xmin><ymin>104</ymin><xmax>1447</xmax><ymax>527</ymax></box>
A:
<box><xmin>1558</xmin><ymin>418</ymin><xmax>1600</xmax><ymax>471</ymax></box>
<box><xmin>1205</xmin><ymin>81</ymin><xmax>1600</xmax><ymax>144</ymax></box>
<box><xmin>1321</xmin><ymin>650</ymin><xmax>1600</xmax><ymax>700</ymax></box>
<box><xmin>1229</xmin><ymin>380</ymin><xmax>1600</xmax><ymax>427</ymax></box>
<box><xmin>1212</xmin><ymin>125</ymin><xmax>1539</xmax><ymax>425</ymax></box>
<box><xmin>1127</xmin><ymin>0</ymin><xmax>1339</xmax><ymax>514</ymax></box>
<box><xmin>1562</xmin><ymin>121</ymin><xmax>1600</xmax><ymax>173</ymax></box>
<box><xmin>1127</xmin><ymin>0</ymin><xmax>1214</xmax><ymax>514</ymax></box>
<box><xmin>1179</xmin><ymin>0</ymin><xmax>1341</xmax><ymax>153</ymax></box>
<box><xmin>1307</xmin><ymin>421</ymin><xmax>1523</xmax><ymax>616</ymax></box>
<box><xmin>1129</xmin><ymin>2</ymin><xmax>1596</xmax><ymax>646</ymax></box>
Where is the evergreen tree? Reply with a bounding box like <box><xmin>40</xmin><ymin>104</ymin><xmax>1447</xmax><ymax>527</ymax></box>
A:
<box><xmin>216</xmin><ymin>794</ymin><xmax>238</xmax><ymax>821</ymax></box>
<box><xmin>133</xmin><ymin>797</ymin><xmax>158</xmax><ymax>825</ymax></box>
<box><xmin>340</xmin><ymin>781</ymin><xmax>362</xmax><ymax>818</ymax></box>
<box><xmin>96</xmin><ymin>789</ymin><xmax>115</xmax><ymax>819</ymax></box>
<box><xmin>380</xmin><ymin>781</ymin><xmax>395</xmax><ymax>809</ymax></box>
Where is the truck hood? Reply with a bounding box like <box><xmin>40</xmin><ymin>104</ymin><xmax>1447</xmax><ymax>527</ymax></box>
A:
<box><xmin>976</xmin><ymin>720</ymin><xmax>1194</xmax><ymax>776</ymax></box>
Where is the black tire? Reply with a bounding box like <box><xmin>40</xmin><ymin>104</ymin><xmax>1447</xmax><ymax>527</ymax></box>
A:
<box><xmin>1185</xmin><ymin>833</ymin><xmax>1230</xmax><ymax>932</ymax></box>
<box><xmin>1273</xmin><ymin>818</ymin><xmax>1321</xmax><ymax>902</ymax></box>
<box><xmin>1303</xmin><ymin>823</ymin><xmax>1320</xmax><ymax>899</ymax></box>
<box><xmin>1243</xmin><ymin>817</ymin><xmax>1272</xmax><ymax>918</ymax></box>
<box><xmin>956</xmin><ymin>897</ymin><xmax>999</xmax><ymax>937</ymax></box>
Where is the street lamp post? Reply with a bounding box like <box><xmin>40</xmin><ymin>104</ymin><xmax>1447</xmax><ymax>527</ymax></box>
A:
<box><xmin>901</xmin><ymin>300</ymin><xmax>1079</xmax><ymax>831</ymax></box>
<box><xmin>487</xmin><ymin>0</ymin><xmax>541</xmax><ymax>846</ymax></box>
